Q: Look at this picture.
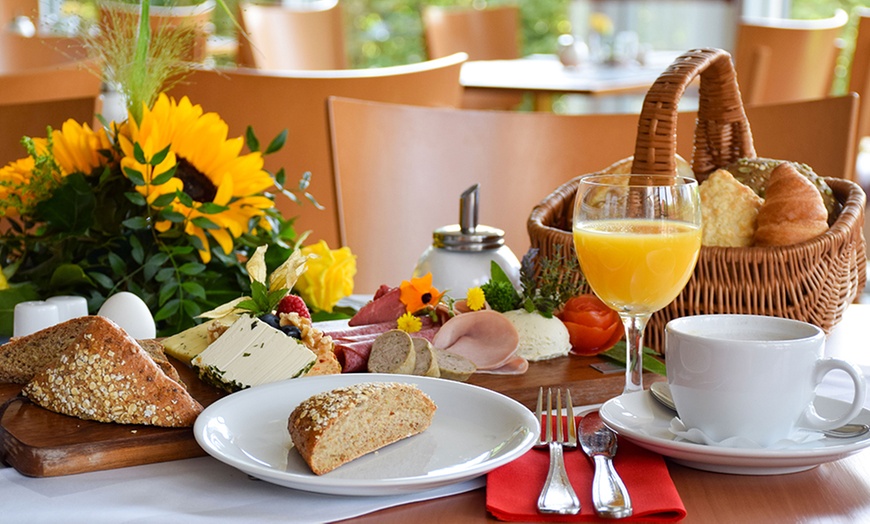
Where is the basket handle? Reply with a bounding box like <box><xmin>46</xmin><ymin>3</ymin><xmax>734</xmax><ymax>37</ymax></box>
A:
<box><xmin>631</xmin><ymin>48</ymin><xmax>757</xmax><ymax>178</ymax></box>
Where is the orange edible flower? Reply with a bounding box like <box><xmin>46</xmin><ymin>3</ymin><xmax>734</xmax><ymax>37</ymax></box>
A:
<box><xmin>399</xmin><ymin>273</ymin><xmax>444</xmax><ymax>314</ymax></box>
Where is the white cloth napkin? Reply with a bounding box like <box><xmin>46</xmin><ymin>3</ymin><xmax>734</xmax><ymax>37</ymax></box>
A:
<box><xmin>667</xmin><ymin>417</ymin><xmax>826</xmax><ymax>449</ymax></box>
<box><xmin>0</xmin><ymin>456</ymin><xmax>483</xmax><ymax>524</ymax></box>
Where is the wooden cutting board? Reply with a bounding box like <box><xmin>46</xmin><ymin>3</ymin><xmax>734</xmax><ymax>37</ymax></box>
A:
<box><xmin>0</xmin><ymin>358</ymin><xmax>226</xmax><ymax>477</ymax></box>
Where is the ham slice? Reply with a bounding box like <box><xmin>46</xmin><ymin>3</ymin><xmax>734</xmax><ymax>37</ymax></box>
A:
<box><xmin>475</xmin><ymin>355</ymin><xmax>529</xmax><ymax>375</ymax></box>
<box><xmin>432</xmin><ymin>310</ymin><xmax>519</xmax><ymax>370</ymax></box>
<box><xmin>348</xmin><ymin>286</ymin><xmax>406</xmax><ymax>326</ymax></box>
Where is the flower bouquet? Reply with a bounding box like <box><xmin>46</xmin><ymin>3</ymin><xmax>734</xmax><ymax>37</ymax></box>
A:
<box><xmin>0</xmin><ymin>1</ymin><xmax>354</xmax><ymax>336</ymax></box>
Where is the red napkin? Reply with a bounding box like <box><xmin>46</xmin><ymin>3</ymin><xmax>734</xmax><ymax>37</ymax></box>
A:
<box><xmin>486</xmin><ymin>417</ymin><xmax>686</xmax><ymax>522</ymax></box>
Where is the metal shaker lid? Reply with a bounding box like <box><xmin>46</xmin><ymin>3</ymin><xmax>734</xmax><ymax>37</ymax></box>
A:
<box><xmin>432</xmin><ymin>184</ymin><xmax>505</xmax><ymax>252</ymax></box>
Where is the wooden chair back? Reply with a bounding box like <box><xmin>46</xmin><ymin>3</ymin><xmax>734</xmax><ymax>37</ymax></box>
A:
<box><xmin>328</xmin><ymin>95</ymin><xmax>858</xmax><ymax>293</ymax></box>
<box><xmin>422</xmin><ymin>4</ymin><xmax>522</xmax><ymax>109</ymax></box>
<box><xmin>167</xmin><ymin>53</ymin><xmax>466</xmax><ymax>251</ymax></box>
<box><xmin>850</xmin><ymin>7</ymin><xmax>870</xmax><ymax>141</ymax></box>
<box><xmin>0</xmin><ymin>33</ymin><xmax>88</xmax><ymax>73</ymax></box>
<box><xmin>0</xmin><ymin>0</ymin><xmax>38</xmax><ymax>22</ymax></box>
<box><xmin>0</xmin><ymin>64</ymin><xmax>101</xmax><ymax>165</ymax></box>
<box><xmin>734</xmin><ymin>11</ymin><xmax>847</xmax><ymax>105</ymax></box>
<box><xmin>237</xmin><ymin>0</ymin><xmax>347</xmax><ymax>70</ymax></box>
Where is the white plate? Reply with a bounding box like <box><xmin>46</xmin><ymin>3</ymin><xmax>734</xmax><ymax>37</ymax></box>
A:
<box><xmin>599</xmin><ymin>390</ymin><xmax>870</xmax><ymax>475</ymax></box>
<box><xmin>194</xmin><ymin>374</ymin><xmax>538</xmax><ymax>496</ymax></box>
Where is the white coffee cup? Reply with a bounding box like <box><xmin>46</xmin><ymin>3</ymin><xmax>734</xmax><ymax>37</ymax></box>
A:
<box><xmin>665</xmin><ymin>314</ymin><xmax>866</xmax><ymax>447</ymax></box>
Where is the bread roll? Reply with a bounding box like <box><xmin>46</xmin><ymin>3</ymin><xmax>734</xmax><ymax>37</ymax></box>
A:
<box><xmin>288</xmin><ymin>382</ymin><xmax>436</xmax><ymax>475</ymax></box>
<box><xmin>754</xmin><ymin>163</ymin><xmax>829</xmax><ymax>246</ymax></box>
<box><xmin>367</xmin><ymin>330</ymin><xmax>415</xmax><ymax>374</ymax></box>
<box><xmin>22</xmin><ymin>317</ymin><xmax>202</xmax><ymax>427</ymax></box>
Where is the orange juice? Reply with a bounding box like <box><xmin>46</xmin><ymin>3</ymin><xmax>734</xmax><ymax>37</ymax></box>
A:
<box><xmin>573</xmin><ymin>219</ymin><xmax>701</xmax><ymax>315</ymax></box>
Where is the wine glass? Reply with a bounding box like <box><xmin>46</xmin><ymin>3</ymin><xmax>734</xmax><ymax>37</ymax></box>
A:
<box><xmin>572</xmin><ymin>174</ymin><xmax>702</xmax><ymax>394</ymax></box>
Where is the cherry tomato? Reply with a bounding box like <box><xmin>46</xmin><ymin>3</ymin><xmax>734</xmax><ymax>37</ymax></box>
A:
<box><xmin>557</xmin><ymin>295</ymin><xmax>623</xmax><ymax>356</ymax></box>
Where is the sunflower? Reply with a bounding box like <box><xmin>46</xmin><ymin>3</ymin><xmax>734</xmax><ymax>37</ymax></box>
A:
<box><xmin>43</xmin><ymin>119</ymin><xmax>113</xmax><ymax>176</ymax></box>
<box><xmin>118</xmin><ymin>94</ymin><xmax>277</xmax><ymax>262</ymax></box>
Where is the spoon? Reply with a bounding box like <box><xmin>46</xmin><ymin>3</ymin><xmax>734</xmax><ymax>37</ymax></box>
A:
<box><xmin>648</xmin><ymin>381</ymin><xmax>870</xmax><ymax>439</ymax></box>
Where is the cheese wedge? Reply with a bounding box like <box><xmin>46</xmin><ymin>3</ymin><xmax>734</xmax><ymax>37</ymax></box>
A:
<box><xmin>192</xmin><ymin>315</ymin><xmax>316</xmax><ymax>391</ymax></box>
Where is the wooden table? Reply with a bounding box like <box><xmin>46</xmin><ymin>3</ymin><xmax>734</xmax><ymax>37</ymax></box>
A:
<box><xmin>459</xmin><ymin>52</ymin><xmax>684</xmax><ymax>111</ymax></box>
<box><xmin>345</xmin><ymin>304</ymin><xmax>870</xmax><ymax>523</ymax></box>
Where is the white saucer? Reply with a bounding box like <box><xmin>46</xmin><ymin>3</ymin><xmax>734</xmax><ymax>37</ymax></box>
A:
<box><xmin>599</xmin><ymin>390</ymin><xmax>870</xmax><ymax>475</ymax></box>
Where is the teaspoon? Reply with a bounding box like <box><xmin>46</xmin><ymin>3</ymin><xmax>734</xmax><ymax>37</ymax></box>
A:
<box><xmin>648</xmin><ymin>381</ymin><xmax>870</xmax><ymax>439</ymax></box>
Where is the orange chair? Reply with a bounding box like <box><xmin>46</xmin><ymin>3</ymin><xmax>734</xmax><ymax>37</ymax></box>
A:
<box><xmin>236</xmin><ymin>1</ymin><xmax>347</xmax><ymax>70</ymax></box>
<box><xmin>422</xmin><ymin>4</ymin><xmax>523</xmax><ymax>110</ymax></box>
<box><xmin>734</xmin><ymin>10</ymin><xmax>847</xmax><ymax>105</ymax></box>
<box><xmin>0</xmin><ymin>33</ymin><xmax>88</xmax><ymax>73</ymax></box>
<box><xmin>168</xmin><ymin>53</ymin><xmax>466</xmax><ymax>250</ymax></box>
<box><xmin>0</xmin><ymin>63</ymin><xmax>102</xmax><ymax>165</ymax></box>
<box><xmin>850</xmin><ymin>7</ymin><xmax>870</xmax><ymax>143</ymax></box>
<box><xmin>328</xmin><ymin>95</ymin><xmax>858</xmax><ymax>293</ymax></box>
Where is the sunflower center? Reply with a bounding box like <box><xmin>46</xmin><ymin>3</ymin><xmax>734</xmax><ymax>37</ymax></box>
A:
<box><xmin>176</xmin><ymin>158</ymin><xmax>216</xmax><ymax>203</ymax></box>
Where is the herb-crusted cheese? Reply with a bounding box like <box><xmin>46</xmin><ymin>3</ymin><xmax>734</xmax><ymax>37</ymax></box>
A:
<box><xmin>192</xmin><ymin>315</ymin><xmax>316</xmax><ymax>391</ymax></box>
<box><xmin>163</xmin><ymin>314</ymin><xmax>238</xmax><ymax>365</ymax></box>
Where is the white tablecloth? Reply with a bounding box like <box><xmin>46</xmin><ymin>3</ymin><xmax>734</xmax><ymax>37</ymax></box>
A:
<box><xmin>2</xmin><ymin>305</ymin><xmax>868</xmax><ymax>523</ymax></box>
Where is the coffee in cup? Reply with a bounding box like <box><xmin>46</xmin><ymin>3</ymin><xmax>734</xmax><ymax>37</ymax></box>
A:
<box><xmin>665</xmin><ymin>314</ymin><xmax>866</xmax><ymax>447</ymax></box>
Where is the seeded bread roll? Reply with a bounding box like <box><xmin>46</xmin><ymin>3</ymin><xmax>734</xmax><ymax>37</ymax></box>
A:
<box><xmin>411</xmin><ymin>338</ymin><xmax>440</xmax><ymax>377</ymax></box>
<box><xmin>22</xmin><ymin>316</ymin><xmax>203</xmax><ymax>427</ymax></box>
<box><xmin>367</xmin><ymin>330</ymin><xmax>415</xmax><ymax>374</ymax></box>
<box><xmin>288</xmin><ymin>382</ymin><xmax>436</xmax><ymax>475</ymax></box>
<box><xmin>433</xmin><ymin>348</ymin><xmax>477</xmax><ymax>382</ymax></box>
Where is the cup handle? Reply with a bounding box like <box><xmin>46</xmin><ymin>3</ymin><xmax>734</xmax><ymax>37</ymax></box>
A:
<box><xmin>802</xmin><ymin>358</ymin><xmax>866</xmax><ymax>431</ymax></box>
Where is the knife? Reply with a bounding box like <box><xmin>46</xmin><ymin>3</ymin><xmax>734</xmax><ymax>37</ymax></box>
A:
<box><xmin>579</xmin><ymin>411</ymin><xmax>633</xmax><ymax>519</ymax></box>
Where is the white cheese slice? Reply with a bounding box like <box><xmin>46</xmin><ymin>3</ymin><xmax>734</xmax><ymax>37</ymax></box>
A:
<box><xmin>192</xmin><ymin>315</ymin><xmax>316</xmax><ymax>390</ymax></box>
<box><xmin>162</xmin><ymin>314</ymin><xmax>238</xmax><ymax>365</ymax></box>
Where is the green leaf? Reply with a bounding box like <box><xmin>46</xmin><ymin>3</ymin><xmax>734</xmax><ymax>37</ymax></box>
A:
<box><xmin>599</xmin><ymin>343</ymin><xmax>667</xmax><ymax>376</ymax></box>
<box><xmin>196</xmin><ymin>202</ymin><xmax>229</xmax><ymax>215</ymax></box>
<box><xmin>155</xmin><ymin>267</ymin><xmax>176</xmax><ymax>282</ymax></box>
<box><xmin>151</xmin><ymin>192</ymin><xmax>177</xmax><ymax>208</ymax></box>
<box><xmin>178</xmin><ymin>262</ymin><xmax>206</xmax><ymax>276</ymax></box>
<box><xmin>274</xmin><ymin>168</ymin><xmax>286</xmax><ymax>186</ymax></box>
<box><xmin>182</xmin><ymin>299</ymin><xmax>201</xmax><ymax>318</ymax></box>
<box><xmin>123</xmin><ymin>167</ymin><xmax>146</xmax><ymax>186</ymax></box>
<box><xmin>150</xmin><ymin>144</ymin><xmax>172</xmax><ymax>166</ymax></box>
<box><xmin>181</xmin><ymin>281</ymin><xmax>206</xmax><ymax>300</ymax></box>
<box><xmin>176</xmin><ymin>191</ymin><xmax>194</xmax><ymax>207</ymax></box>
<box><xmin>191</xmin><ymin>216</ymin><xmax>219</xmax><ymax>230</ymax></box>
<box><xmin>154</xmin><ymin>298</ymin><xmax>181</xmax><ymax>321</ymax></box>
<box><xmin>108</xmin><ymin>252</ymin><xmax>127</xmax><ymax>275</ymax></box>
<box><xmin>122</xmin><ymin>216</ymin><xmax>150</xmax><ymax>230</ymax></box>
<box><xmin>129</xmin><ymin>235</ymin><xmax>144</xmax><ymax>264</ymax></box>
<box><xmin>490</xmin><ymin>261</ymin><xmax>512</xmax><ymax>284</ymax></box>
<box><xmin>133</xmin><ymin>142</ymin><xmax>147</xmax><ymax>164</ymax></box>
<box><xmin>265</xmin><ymin>129</ymin><xmax>287</xmax><ymax>155</ymax></box>
<box><xmin>159</xmin><ymin>209</ymin><xmax>186</xmax><ymax>223</ymax></box>
<box><xmin>87</xmin><ymin>271</ymin><xmax>115</xmax><ymax>290</ymax></box>
<box><xmin>125</xmin><ymin>191</ymin><xmax>147</xmax><ymax>206</ymax></box>
<box><xmin>159</xmin><ymin>281</ymin><xmax>178</xmax><ymax>306</ymax></box>
<box><xmin>245</xmin><ymin>126</ymin><xmax>260</xmax><ymax>152</ymax></box>
<box><xmin>49</xmin><ymin>264</ymin><xmax>93</xmax><ymax>288</ymax></box>
<box><xmin>150</xmin><ymin>165</ymin><xmax>178</xmax><ymax>186</ymax></box>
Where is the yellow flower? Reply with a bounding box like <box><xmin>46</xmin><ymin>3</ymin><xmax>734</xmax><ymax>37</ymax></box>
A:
<box><xmin>590</xmin><ymin>13</ymin><xmax>614</xmax><ymax>35</ymax></box>
<box><xmin>294</xmin><ymin>240</ymin><xmax>356</xmax><ymax>313</ymax></box>
<box><xmin>118</xmin><ymin>94</ymin><xmax>277</xmax><ymax>263</ymax></box>
<box><xmin>399</xmin><ymin>273</ymin><xmax>444</xmax><ymax>314</ymax></box>
<box><xmin>0</xmin><ymin>157</ymin><xmax>36</xmax><ymax>216</ymax></box>
<box><xmin>466</xmin><ymin>287</ymin><xmax>486</xmax><ymax>311</ymax></box>
<box><xmin>49</xmin><ymin>119</ymin><xmax>112</xmax><ymax>175</ymax></box>
<box><xmin>397</xmin><ymin>312</ymin><xmax>422</xmax><ymax>334</ymax></box>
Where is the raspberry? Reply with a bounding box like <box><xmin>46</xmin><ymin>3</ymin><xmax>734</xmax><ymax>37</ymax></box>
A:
<box><xmin>276</xmin><ymin>294</ymin><xmax>311</xmax><ymax>319</ymax></box>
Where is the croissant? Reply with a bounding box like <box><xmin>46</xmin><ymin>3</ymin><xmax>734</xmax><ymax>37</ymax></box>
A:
<box><xmin>753</xmin><ymin>163</ymin><xmax>829</xmax><ymax>246</ymax></box>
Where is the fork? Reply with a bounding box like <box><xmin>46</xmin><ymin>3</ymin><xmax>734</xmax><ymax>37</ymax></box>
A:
<box><xmin>535</xmin><ymin>387</ymin><xmax>581</xmax><ymax>515</ymax></box>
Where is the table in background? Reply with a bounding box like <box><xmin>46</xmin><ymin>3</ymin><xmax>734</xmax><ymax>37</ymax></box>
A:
<box><xmin>459</xmin><ymin>52</ymin><xmax>691</xmax><ymax>112</ymax></box>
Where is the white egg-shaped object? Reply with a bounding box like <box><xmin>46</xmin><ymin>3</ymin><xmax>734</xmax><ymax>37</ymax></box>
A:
<box><xmin>97</xmin><ymin>291</ymin><xmax>156</xmax><ymax>339</ymax></box>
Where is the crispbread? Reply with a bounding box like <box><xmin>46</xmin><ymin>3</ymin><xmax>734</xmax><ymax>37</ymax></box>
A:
<box><xmin>699</xmin><ymin>169</ymin><xmax>763</xmax><ymax>247</ymax></box>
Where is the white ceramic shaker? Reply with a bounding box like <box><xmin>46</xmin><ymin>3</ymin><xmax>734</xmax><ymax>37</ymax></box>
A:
<box><xmin>413</xmin><ymin>184</ymin><xmax>521</xmax><ymax>297</ymax></box>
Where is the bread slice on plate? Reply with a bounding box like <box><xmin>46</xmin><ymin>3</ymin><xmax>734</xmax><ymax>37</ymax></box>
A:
<box><xmin>288</xmin><ymin>382</ymin><xmax>436</xmax><ymax>475</ymax></box>
<box><xmin>21</xmin><ymin>316</ymin><xmax>203</xmax><ymax>427</ymax></box>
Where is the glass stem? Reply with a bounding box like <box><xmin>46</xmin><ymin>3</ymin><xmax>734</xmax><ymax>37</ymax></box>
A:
<box><xmin>620</xmin><ymin>313</ymin><xmax>650</xmax><ymax>395</ymax></box>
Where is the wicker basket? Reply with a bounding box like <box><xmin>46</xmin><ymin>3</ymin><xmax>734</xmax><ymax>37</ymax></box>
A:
<box><xmin>527</xmin><ymin>48</ymin><xmax>867</xmax><ymax>353</ymax></box>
